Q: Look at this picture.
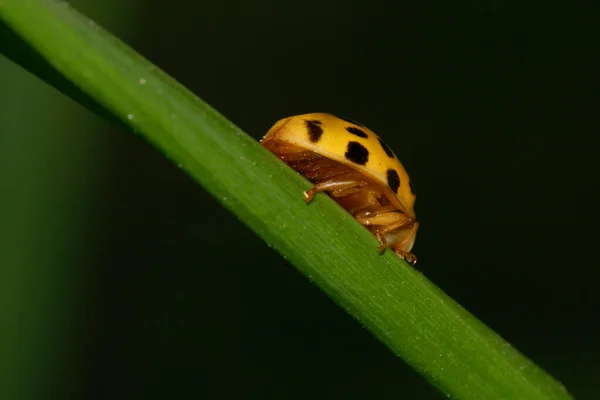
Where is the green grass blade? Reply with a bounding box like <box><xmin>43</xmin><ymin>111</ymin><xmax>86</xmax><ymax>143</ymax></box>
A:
<box><xmin>0</xmin><ymin>0</ymin><xmax>571</xmax><ymax>398</ymax></box>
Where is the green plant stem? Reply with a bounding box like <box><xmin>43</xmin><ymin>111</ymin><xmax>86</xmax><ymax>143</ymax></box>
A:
<box><xmin>0</xmin><ymin>0</ymin><xmax>571</xmax><ymax>398</ymax></box>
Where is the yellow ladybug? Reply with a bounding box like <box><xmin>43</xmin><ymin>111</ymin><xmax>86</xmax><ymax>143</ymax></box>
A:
<box><xmin>261</xmin><ymin>113</ymin><xmax>419</xmax><ymax>265</ymax></box>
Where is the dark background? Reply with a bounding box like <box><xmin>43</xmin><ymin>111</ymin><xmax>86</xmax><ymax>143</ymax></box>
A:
<box><xmin>1</xmin><ymin>1</ymin><xmax>598</xmax><ymax>399</ymax></box>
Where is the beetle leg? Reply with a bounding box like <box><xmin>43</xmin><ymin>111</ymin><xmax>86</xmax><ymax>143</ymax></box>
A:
<box><xmin>391</xmin><ymin>222</ymin><xmax>419</xmax><ymax>265</ymax></box>
<box><xmin>378</xmin><ymin>229</ymin><xmax>418</xmax><ymax>265</ymax></box>
<box><xmin>394</xmin><ymin>250</ymin><xmax>418</xmax><ymax>265</ymax></box>
<box><xmin>354</xmin><ymin>205</ymin><xmax>398</xmax><ymax>220</ymax></box>
<box><xmin>375</xmin><ymin>232</ymin><xmax>388</xmax><ymax>253</ymax></box>
<box><xmin>356</xmin><ymin>211</ymin><xmax>413</xmax><ymax>231</ymax></box>
<box><xmin>303</xmin><ymin>180</ymin><xmax>366</xmax><ymax>203</ymax></box>
<box><xmin>361</xmin><ymin>213</ymin><xmax>418</xmax><ymax>265</ymax></box>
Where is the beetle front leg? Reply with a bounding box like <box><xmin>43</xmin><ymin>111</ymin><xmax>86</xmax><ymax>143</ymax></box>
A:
<box><xmin>357</xmin><ymin>212</ymin><xmax>418</xmax><ymax>265</ymax></box>
<box><xmin>390</xmin><ymin>222</ymin><xmax>419</xmax><ymax>265</ymax></box>
<box><xmin>356</xmin><ymin>211</ymin><xmax>414</xmax><ymax>232</ymax></box>
<box><xmin>303</xmin><ymin>180</ymin><xmax>367</xmax><ymax>203</ymax></box>
<box><xmin>377</xmin><ymin>230</ymin><xmax>418</xmax><ymax>265</ymax></box>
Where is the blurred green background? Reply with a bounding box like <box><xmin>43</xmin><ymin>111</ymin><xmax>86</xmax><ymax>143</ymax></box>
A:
<box><xmin>1</xmin><ymin>1</ymin><xmax>598</xmax><ymax>399</ymax></box>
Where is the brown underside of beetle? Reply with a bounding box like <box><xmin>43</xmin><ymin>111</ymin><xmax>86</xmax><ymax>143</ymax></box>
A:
<box><xmin>262</xmin><ymin>139</ymin><xmax>418</xmax><ymax>264</ymax></box>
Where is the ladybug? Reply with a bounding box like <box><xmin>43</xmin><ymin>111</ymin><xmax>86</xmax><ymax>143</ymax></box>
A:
<box><xmin>261</xmin><ymin>113</ymin><xmax>419</xmax><ymax>265</ymax></box>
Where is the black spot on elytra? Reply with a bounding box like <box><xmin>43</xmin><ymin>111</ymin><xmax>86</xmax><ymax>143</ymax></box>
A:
<box><xmin>345</xmin><ymin>141</ymin><xmax>369</xmax><ymax>165</ymax></box>
<box><xmin>387</xmin><ymin>169</ymin><xmax>400</xmax><ymax>193</ymax></box>
<box><xmin>306</xmin><ymin>120</ymin><xmax>323</xmax><ymax>142</ymax></box>
<box><xmin>336</xmin><ymin>115</ymin><xmax>364</xmax><ymax>127</ymax></box>
<box><xmin>346</xmin><ymin>126</ymin><xmax>368</xmax><ymax>138</ymax></box>
<box><xmin>409</xmin><ymin>180</ymin><xmax>416</xmax><ymax>195</ymax></box>
<box><xmin>378</xmin><ymin>137</ymin><xmax>395</xmax><ymax>158</ymax></box>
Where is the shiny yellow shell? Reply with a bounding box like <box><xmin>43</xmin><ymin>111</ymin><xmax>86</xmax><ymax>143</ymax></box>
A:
<box><xmin>262</xmin><ymin>113</ymin><xmax>416</xmax><ymax>218</ymax></box>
